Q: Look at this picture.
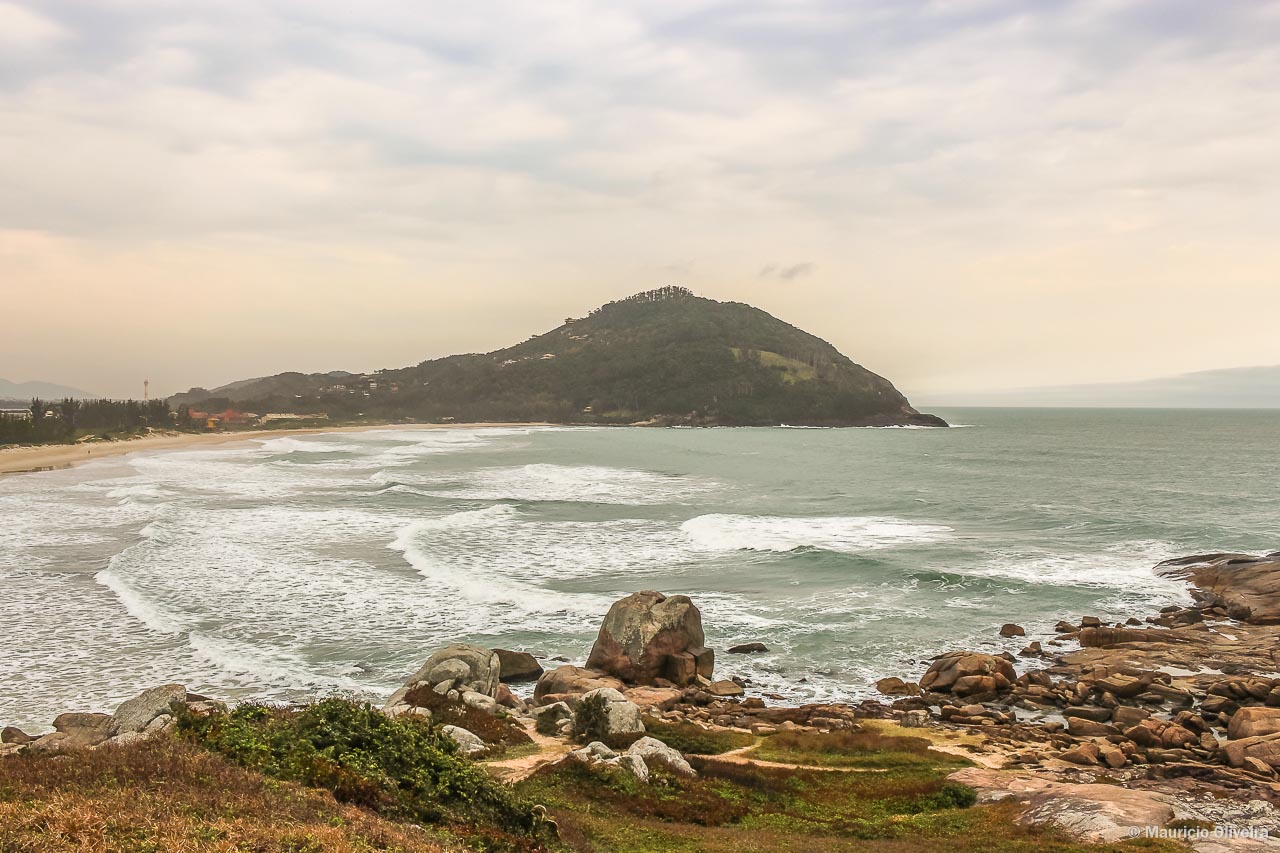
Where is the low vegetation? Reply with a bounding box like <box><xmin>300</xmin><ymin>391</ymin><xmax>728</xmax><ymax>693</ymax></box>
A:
<box><xmin>622</xmin><ymin>720</ymin><xmax>755</xmax><ymax>755</ymax></box>
<box><xmin>516</xmin><ymin>754</ymin><xmax>1176</xmax><ymax>852</ymax></box>
<box><xmin>0</xmin><ymin>737</ymin><xmax>453</xmax><ymax>853</ymax></box>
<box><xmin>750</xmin><ymin>728</ymin><xmax>972</xmax><ymax>770</ymax></box>
<box><xmin>0</xmin><ymin>700</ymin><xmax>1187</xmax><ymax>853</ymax></box>
<box><xmin>174</xmin><ymin>698</ymin><xmax>553</xmax><ymax>852</ymax></box>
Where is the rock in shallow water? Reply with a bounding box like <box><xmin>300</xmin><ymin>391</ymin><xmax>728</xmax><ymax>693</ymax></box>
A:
<box><xmin>113</xmin><ymin>684</ymin><xmax>188</xmax><ymax>735</ymax></box>
<box><xmin>586</xmin><ymin>591</ymin><xmax>711</xmax><ymax>686</ymax></box>
<box><xmin>920</xmin><ymin>651</ymin><xmax>1016</xmax><ymax>697</ymax></box>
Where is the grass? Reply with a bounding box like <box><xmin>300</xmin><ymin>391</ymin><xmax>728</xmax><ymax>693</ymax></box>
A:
<box><xmin>635</xmin><ymin>720</ymin><xmax>756</xmax><ymax>755</ymax></box>
<box><xmin>174</xmin><ymin>698</ymin><xmax>553</xmax><ymax>852</ymax></box>
<box><xmin>0</xmin><ymin>737</ymin><xmax>455</xmax><ymax>853</ymax></box>
<box><xmin>749</xmin><ymin>729</ymin><xmax>973</xmax><ymax>770</ymax></box>
<box><xmin>0</xmin><ymin>703</ymin><xmax>1190</xmax><ymax>853</ymax></box>
<box><xmin>729</xmin><ymin>348</ymin><xmax>818</xmax><ymax>383</ymax></box>
<box><xmin>516</xmin><ymin>755</ymin><xmax>1181</xmax><ymax>852</ymax></box>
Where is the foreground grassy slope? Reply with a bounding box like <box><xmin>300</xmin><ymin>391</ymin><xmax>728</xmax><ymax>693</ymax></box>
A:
<box><xmin>0</xmin><ymin>739</ymin><xmax>456</xmax><ymax>853</ymax></box>
<box><xmin>1</xmin><ymin>699</ymin><xmax>1184</xmax><ymax>853</ymax></box>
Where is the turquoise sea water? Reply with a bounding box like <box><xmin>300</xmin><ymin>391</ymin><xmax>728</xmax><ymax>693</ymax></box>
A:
<box><xmin>2</xmin><ymin>408</ymin><xmax>1278</xmax><ymax>730</ymax></box>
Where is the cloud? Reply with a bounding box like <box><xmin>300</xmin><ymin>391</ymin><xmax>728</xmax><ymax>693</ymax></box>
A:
<box><xmin>760</xmin><ymin>262</ymin><xmax>815</xmax><ymax>280</ymax></box>
<box><xmin>0</xmin><ymin>2</ymin><xmax>69</xmax><ymax>49</ymax></box>
<box><xmin>2</xmin><ymin>0</ymin><xmax>1280</xmax><ymax>395</ymax></box>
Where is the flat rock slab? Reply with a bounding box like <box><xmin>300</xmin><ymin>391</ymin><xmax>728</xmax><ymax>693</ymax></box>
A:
<box><xmin>950</xmin><ymin>768</ymin><xmax>1176</xmax><ymax>843</ymax></box>
<box><xmin>1157</xmin><ymin>553</ymin><xmax>1280</xmax><ymax>625</ymax></box>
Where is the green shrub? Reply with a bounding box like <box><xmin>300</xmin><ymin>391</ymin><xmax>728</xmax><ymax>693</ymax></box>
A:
<box><xmin>175</xmin><ymin>698</ymin><xmax>552</xmax><ymax>851</ymax></box>
<box><xmin>917</xmin><ymin>782</ymin><xmax>978</xmax><ymax>811</ymax></box>
<box><xmin>534</xmin><ymin>711</ymin><xmax>562</xmax><ymax>737</ymax></box>
<box><xmin>570</xmin><ymin>693</ymin><xmax>608</xmax><ymax>743</ymax></box>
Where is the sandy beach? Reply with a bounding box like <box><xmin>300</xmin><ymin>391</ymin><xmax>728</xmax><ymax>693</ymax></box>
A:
<box><xmin>0</xmin><ymin>422</ymin><xmax>552</xmax><ymax>477</ymax></box>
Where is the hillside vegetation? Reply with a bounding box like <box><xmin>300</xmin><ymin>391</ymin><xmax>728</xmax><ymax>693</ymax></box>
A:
<box><xmin>173</xmin><ymin>288</ymin><xmax>945</xmax><ymax>428</ymax></box>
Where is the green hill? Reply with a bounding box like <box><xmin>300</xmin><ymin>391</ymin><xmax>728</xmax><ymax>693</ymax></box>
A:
<box><xmin>172</xmin><ymin>287</ymin><xmax>945</xmax><ymax>427</ymax></box>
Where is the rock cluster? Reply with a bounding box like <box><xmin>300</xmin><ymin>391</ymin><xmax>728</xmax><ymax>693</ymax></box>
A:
<box><xmin>0</xmin><ymin>684</ymin><xmax>222</xmax><ymax>757</ymax></box>
<box><xmin>919</xmin><ymin>651</ymin><xmax>1017</xmax><ymax>698</ymax></box>
<box><xmin>568</xmin><ymin>735</ymin><xmax>696</xmax><ymax>783</ymax></box>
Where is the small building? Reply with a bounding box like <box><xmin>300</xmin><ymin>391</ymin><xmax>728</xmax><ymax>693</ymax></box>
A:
<box><xmin>0</xmin><ymin>408</ymin><xmax>32</xmax><ymax>421</ymax></box>
<box><xmin>259</xmin><ymin>413</ymin><xmax>330</xmax><ymax>424</ymax></box>
<box><xmin>540</xmin><ymin>353</ymin><xmax>557</xmax><ymax>360</ymax></box>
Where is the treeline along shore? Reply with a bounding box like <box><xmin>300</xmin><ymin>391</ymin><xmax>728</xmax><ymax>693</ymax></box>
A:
<box><xmin>4</xmin><ymin>551</ymin><xmax>1280</xmax><ymax>851</ymax></box>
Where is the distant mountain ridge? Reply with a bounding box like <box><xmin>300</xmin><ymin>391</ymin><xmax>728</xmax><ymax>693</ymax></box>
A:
<box><xmin>0</xmin><ymin>377</ymin><xmax>98</xmax><ymax>401</ymax></box>
<box><xmin>173</xmin><ymin>288</ymin><xmax>945</xmax><ymax>428</ymax></box>
<box><xmin>922</xmin><ymin>365</ymin><xmax>1280</xmax><ymax>409</ymax></box>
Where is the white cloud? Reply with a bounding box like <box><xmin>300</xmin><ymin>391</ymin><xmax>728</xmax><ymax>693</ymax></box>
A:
<box><xmin>0</xmin><ymin>2</ymin><xmax>68</xmax><ymax>48</ymax></box>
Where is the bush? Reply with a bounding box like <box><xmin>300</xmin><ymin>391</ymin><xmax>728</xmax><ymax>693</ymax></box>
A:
<box><xmin>916</xmin><ymin>782</ymin><xmax>978</xmax><ymax>811</ymax></box>
<box><xmin>175</xmin><ymin>698</ymin><xmax>552</xmax><ymax>851</ymax></box>
<box><xmin>534</xmin><ymin>711</ymin><xmax>562</xmax><ymax>737</ymax></box>
<box><xmin>570</xmin><ymin>693</ymin><xmax>609</xmax><ymax>743</ymax></box>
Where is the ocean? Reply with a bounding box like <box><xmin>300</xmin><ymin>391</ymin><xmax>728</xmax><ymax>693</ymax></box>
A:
<box><xmin>3</xmin><ymin>408</ymin><xmax>1278</xmax><ymax>731</ymax></box>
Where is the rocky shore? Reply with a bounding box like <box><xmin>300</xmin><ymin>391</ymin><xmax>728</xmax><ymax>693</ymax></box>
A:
<box><xmin>6</xmin><ymin>552</ymin><xmax>1280</xmax><ymax>850</ymax></box>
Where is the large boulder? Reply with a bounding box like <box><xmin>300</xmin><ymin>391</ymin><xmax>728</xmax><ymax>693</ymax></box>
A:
<box><xmin>51</xmin><ymin>712</ymin><xmax>116</xmax><ymax>749</ymax></box>
<box><xmin>628</xmin><ymin>735</ymin><xmax>696</xmax><ymax>776</ymax></box>
<box><xmin>1</xmin><ymin>726</ymin><xmax>36</xmax><ymax>745</ymax></box>
<box><xmin>385</xmin><ymin>644</ymin><xmax>501</xmax><ymax>712</ymax></box>
<box><xmin>575</xmin><ymin>687</ymin><xmax>645</xmax><ymax>737</ymax></box>
<box><xmin>441</xmin><ymin>725</ymin><xmax>487</xmax><ymax>757</ymax></box>
<box><xmin>1229</xmin><ymin>707</ymin><xmax>1280</xmax><ymax>740</ymax></box>
<box><xmin>1156</xmin><ymin>553</ymin><xmax>1280</xmax><ymax>624</ymax></box>
<box><xmin>494</xmin><ymin>649</ymin><xmax>544</xmax><ymax>683</ymax></box>
<box><xmin>113</xmin><ymin>684</ymin><xmax>188</xmax><ymax>734</ymax></box>
<box><xmin>534</xmin><ymin>665</ymin><xmax>624</xmax><ymax>705</ymax></box>
<box><xmin>920</xmin><ymin>652</ymin><xmax>1016</xmax><ymax>697</ymax></box>
<box><xmin>586</xmin><ymin>591</ymin><xmax>712</xmax><ymax>686</ymax></box>
<box><xmin>1222</xmin><ymin>732</ymin><xmax>1280</xmax><ymax>769</ymax></box>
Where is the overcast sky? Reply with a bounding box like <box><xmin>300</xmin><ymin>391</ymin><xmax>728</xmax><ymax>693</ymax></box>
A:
<box><xmin>2</xmin><ymin>0</ymin><xmax>1278</xmax><ymax>399</ymax></box>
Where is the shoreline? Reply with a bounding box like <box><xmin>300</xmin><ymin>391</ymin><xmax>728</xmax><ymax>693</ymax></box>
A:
<box><xmin>0</xmin><ymin>422</ymin><xmax>556</xmax><ymax>477</ymax></box>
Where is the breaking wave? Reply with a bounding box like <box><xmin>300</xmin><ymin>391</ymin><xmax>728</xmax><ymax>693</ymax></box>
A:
<box><xmin>681</xmin><ymin>514</ymin><xmax>952</xmax><ymax>553</ymax></box>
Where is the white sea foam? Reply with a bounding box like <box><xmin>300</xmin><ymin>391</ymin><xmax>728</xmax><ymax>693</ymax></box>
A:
<box><xmin>387</xmin><ymin>505</ymin><xmax>616</xmax><ymax>616</ymax></box>
<box><xmin>256</xmin><ymin>436</ymin><xmax>362</xmax><ymax>454</ymax></box>
<box><xmin>187</xmin><ymin>632</ymin><xmax>361</xmax><ymax>691</ymax></box>
<box><xmin>953</xmin><ymin>539</ymin><xmax>1188</xmax><ymax>602</ymax></box>
<box><xmin>95</xmin><ymin>568</ymin><xmax>186</xmax><ymax>635</ymax></box>
<box><xmin>397</xmin><ymin>463</ymin><xmax>718</xmax><ymax>504</ymax></box>
<box><xmin>681</xmin><ymin>514</ymin><xmax>952</xmax><ymax>553</ymax></box>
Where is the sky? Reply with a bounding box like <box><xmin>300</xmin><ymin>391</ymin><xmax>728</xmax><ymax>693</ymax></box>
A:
<box><xmin>1</xmin><ymin>0</ymin><xmax>1278</xmax><ymax>400</ymax></box>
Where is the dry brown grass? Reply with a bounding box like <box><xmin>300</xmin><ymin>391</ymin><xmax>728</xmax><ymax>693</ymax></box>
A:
<box><xmin>0</xmin><ymin>738</ymin><xmax>459</xmax><ymax>853</ymax></box>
